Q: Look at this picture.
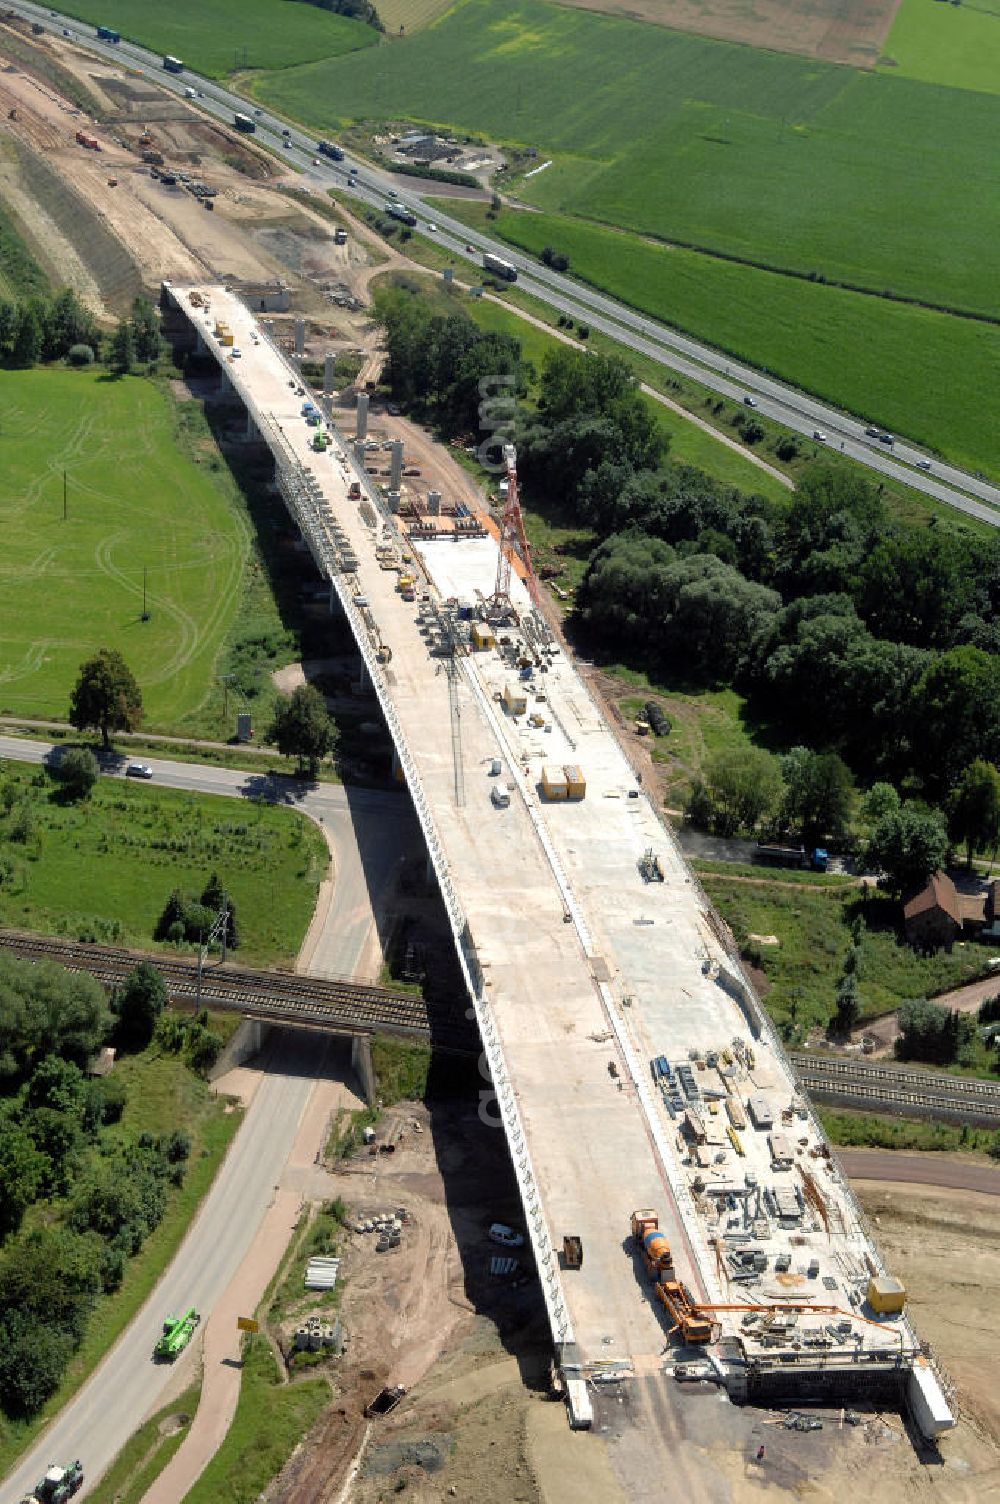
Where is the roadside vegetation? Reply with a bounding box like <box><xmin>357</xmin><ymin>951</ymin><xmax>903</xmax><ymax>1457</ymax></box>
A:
<box><xmin>85</xmin><ymin>1380</ymin><xmax>202</xmax><ymax>1504</ymax></box>
<box><xmin>0</xmin><ymin>950</ymin><xmax>242</xmax><ymax>1471</ymax></box>
<box><xmin>820</xmin><ymin>1108</ymin><xmax>1000</xmax><ymax>1157</ymax></box>
<box><xmin>0</xmin><ymin>759</ymin><xmax>328</xmax><ymax>968</ymax></box>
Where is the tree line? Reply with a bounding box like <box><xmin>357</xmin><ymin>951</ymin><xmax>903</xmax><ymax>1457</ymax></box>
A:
<box><xmin>0</xmin><ymin>954</ymin><xmax>196</xmax><ymax>1419</ymax></box>
<box><xmin>0</xmin><ymin>288</ymin><xmax>162</xmax><ymax>372</ymax></box>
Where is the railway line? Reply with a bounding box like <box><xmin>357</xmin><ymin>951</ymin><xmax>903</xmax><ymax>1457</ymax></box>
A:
<box><xmin>788</xmin><ymin>1051</ymin><xmax>1000</xmax><ymax>1126</ymax></box>
<box><xmin>0</xmin><ymin>929</ymin><xmax>475</xmax><ymax>1049</ymax></box>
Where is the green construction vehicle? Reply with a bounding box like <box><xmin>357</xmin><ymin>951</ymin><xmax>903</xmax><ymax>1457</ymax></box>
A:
<box><xmin>154</xmin><ymin>1306</ymin><xmax>201</xmax><ymax>1360</ymax></box>
<box><xmin>22</xmin><ymin>1460</ymin><xmax>84</xmax><ymax>1503</ymax></box>
<box><xmin>312</xmin><ymin>430</ymin><xmax>328</xmax><ymax>452</ymax></box>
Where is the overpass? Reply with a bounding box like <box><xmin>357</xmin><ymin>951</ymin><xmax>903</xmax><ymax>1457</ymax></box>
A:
<box><xmin>161</xmin><ymin>281</ymin><xmax>954</xmax><ymax>1430</ymax></box>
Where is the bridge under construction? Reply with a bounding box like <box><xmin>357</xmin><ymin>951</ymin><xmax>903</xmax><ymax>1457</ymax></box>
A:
<box><xmin>160</xmin><ymin>281</ymin><xmax>955</xmax><ymax>1438</ymax></box>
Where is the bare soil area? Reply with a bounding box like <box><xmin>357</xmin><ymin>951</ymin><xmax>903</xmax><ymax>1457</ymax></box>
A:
<box><xmin>561</xmin><ymin>0</ymin><xmax>904</xmax><ymax>66</ymax></box>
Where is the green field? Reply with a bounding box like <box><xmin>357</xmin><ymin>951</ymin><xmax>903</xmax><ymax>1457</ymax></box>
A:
<box><xmin>0</xmin><ymin>370</ymin><xmax>252</xmax><ymax>728</ymax></box>
<box><xmin>0</xmin><ymin>763</ymin><xmax>328</xmax><ymax>967</ymax></box>
<box><xmin>456</xmin><ymin>208</ymin><xmax>1000</xmax><ymax>475</ymax></box>
<box><xmin>63</xmin><ymin>0</ymin><xmax>375</xmax><ymax>76</ymax></box>
<box><xmin>254</xmin><ymin>0</ymin><xmax>1000</xmax><ymax>319</ymax></box>
<box><xmin>880</xmin><ymin>0</ymin><xmax>1000</xmax><ymax>96</ymax></box>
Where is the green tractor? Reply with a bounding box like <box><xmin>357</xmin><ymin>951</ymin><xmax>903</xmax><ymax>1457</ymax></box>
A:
<box><xmin>154</xmin><ymin>1306</ymin><xmax>201</xmax><ymax>1361</ymax></box>
<box><xmin>22</xmin><ymin>1460</ymin><xmax>84</xmax><ymax>1503</ymax></box>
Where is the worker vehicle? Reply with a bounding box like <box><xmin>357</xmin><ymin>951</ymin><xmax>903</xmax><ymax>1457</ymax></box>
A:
<box><xmin>483</xmin><ymin>251</ymin><xmax>517</xmax><ymax>282</ymax></box>
<box><xmin>742</xmin><ymin>395</ymin><xmax>757</xmax><ymax>407</ymax></box>
<box><xmin>154</xmin><ymin>1307</ymin><xmax>201</xmax><ymax>1360</ymax></box>
<box><xmin>162</xmin><ymin>55</ymin><xmax>184</xmax><ymax>73</ymax></box>
<box><xmin>184</xmin><ymin>86</ymin><xmax>197</xmax><ymax>99</ymax></box>
<box><xmin>490</xmin><ymin>782</ymin><xmax>511</xmax><ymax>809</ymax></box>
<box><xmin>654</xmin><ymin>1280</ymin><xmax>714</xmax><ymax>1344</ymax></box>
<box><xmin>488</xmin><ymin>1222</ymin><xmax>523</xmax><ymax>1246</ymax></box>
<box><xmin>630</xmin><ymin>1209</ymin><xmax>673</xmax><ymax>1277</ymax></box>
<box><xmin>753</xmin><ymin>843</ymin><xmax>827</xmax><ymax>872</ymax></box>
<box><xmin>22</xmin><ymin>1460</ymin><xmax>84</xmax><ymax>1503</ymax></box>
<box><xmin>812</xmin><ymin>429</ymin><xmax>827</xmax><ymax>442</ymax></box>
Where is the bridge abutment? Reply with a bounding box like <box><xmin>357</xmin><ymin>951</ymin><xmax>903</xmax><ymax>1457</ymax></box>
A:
<box><xmin>351</xmin><ymin>1034</ymin><xmax>376</xmax><ymax>1104</ymax></box>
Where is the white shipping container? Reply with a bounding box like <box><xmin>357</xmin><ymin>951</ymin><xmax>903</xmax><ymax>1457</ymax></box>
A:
<box><xmin>908</xmin><ymin>1364</ymin><xmax>955</xmax><ymax>1438</ymax></box>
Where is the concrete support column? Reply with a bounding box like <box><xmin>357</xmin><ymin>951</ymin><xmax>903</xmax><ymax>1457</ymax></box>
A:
<box><xmin>351</xmin><ymin>1034</ymin><xmax>376</xmax><ymax>1104</ymax></box>
<box><xmin>356</xmin><ymin>391</ymin><xmax>369</xmax><ymax>440</ymax></box>
<box><xmin>294</xmin><ymin>318</ymin><xmax>306</xmax><ymax>356</ymax></box>
<box><xmin>245</xmin><ymin>409</ymin><xmax>258</xmax><ymax>440</ymax></box>
<box><xmin>195</xmin><ymin>330</ymin><xmax>206</xmax><ymax>355</ymax></box>
<box><xmin>390</xmin><ymin>439</ymin><xmax>403</xmax><ymax>491</ymax></box>
<box><xmin>324</xmin><ymin>352</ymin><xmax>336</xmax><ymax>398</ymax></box>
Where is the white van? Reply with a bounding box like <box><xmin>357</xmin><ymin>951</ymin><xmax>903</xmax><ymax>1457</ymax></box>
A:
<box><xmin>490</xmin><ymin>782</ymin><xmax>511</xmax><ymax>809</ymax></box>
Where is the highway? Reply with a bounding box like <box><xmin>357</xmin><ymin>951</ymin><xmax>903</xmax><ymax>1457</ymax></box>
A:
<box><xmin>5</xmin><ymin>1</ymin><xmax>1000</xmax><ymax>527</ymax></box>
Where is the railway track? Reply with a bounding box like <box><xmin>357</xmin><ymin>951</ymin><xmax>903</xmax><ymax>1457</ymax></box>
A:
<box><xmin>789</xmin><ymin>1051</ymin><xmax>1000</xmax><ymax>1126</ymax></box>
<box><xmin>0</xmin><ymin>929</ymin><xmax>476</xmax><ymax>1050</ymax></box>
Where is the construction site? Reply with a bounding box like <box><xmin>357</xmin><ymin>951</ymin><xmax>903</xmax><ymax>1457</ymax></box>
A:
<box><xmin>161</xmin><ymin>280</ymin><xmax>957</xmax><ymax>1444</ymax></box>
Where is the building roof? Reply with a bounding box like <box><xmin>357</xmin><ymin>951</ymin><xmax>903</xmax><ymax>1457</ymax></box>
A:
<box><xmin>902</xmin><ymin>871</ymin><xmax>962</xmax><ymax>927</ymax></box>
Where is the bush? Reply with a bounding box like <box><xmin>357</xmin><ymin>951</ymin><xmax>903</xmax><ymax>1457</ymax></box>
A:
<box><xmin>67</xmin><ymin>343</ymin><xmax>95</xmax><ymax>365</ymax></box>
<box><xmin>55</xmin><ymin>746</ymin><xmax>99</xmax><ymax>801</ymax></box>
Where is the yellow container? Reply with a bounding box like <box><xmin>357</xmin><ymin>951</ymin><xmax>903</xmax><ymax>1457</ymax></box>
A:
<box><xmin>220</xmin><ymin>334</ymin><xmax>235</xmax><ymax>347</ymax></box>
<box><xmin>563</xmin><ymin>764</ymin><xmax>586</xmax><ymax>799</ymax></box>
<box><xmin>503</xmin><ymin>684</ymin><xmax>527</xmax><ymax>716</ymax></box>
<box><xmin>867</xmin><ymin>1276</ymin><xmax>906</xmax><ymax>1315</ymax></box>
<box><xmin>542</xmin><ymin>764</ymin><xmax>568</xmax><ymax>800</ymax></box>
<box><xmin>471</xmin><ymin>622</ymin><xmax>495</xmax><ymax>650</ymax></box>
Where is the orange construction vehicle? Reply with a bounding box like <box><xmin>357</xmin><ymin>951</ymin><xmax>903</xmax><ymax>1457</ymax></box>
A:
<box><xmin>655</xmin><ymin>1280</ymin><xmax>715</xmax><ymax>1345</ymax></box>
<box><xmin>630</xmin><ymin>1208</ymin><xmax>673</xmax><ymax>1278</ymax></box>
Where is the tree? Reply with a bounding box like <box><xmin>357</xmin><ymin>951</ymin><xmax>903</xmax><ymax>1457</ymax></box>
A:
<box><xmin>833</xmin><ymin>973</ymin><xmax>861</xmax><ymax>1036</ymax></box>
<box><xmin>69</xmin><ymin>648</ymin><xmax>143</xmax><ymax>749</ymax></box>
<box><xmin>108</xmin><ymin>317</ymin><xmax>136</xmax><ymax>375</ymax></box>
<box><xmin>131</xmin><ymin>296</ymin><xmax>161</xmax><ymax>363</ymax></box>
<box><xmin>897</xmin><ymin>999</ymin><xmax>975</xmax><ymax>1065</ymax></box>
<box><xmin>0</xmin><ymin>1309</ymin><xmax>74</xmax><ymax>1417</ymax></box>
<box><xmin>55</xmin><ymin>746</ymin><xmax>99</xmax><ymax>801</ymax></box>
<box><xmin>0</xmin><ymin>1225</ymin><xmax>103</xmax><ymax>1345</ymax></box>
<box><xmin>0</xmin><ymin>953</ymin><xmax>111</xmax><ymax>1078</ymax></box>
<box><xmin>0</xmin><ymin>1117</ymin><xmax>49</xmax><ymax>1237</ymax></box>
<box><xmin>948</xmin><ymin>759</ymin><xmax>1000</xmax><ymax>866</ymax></box>
<box><xmin>861</xmin><ymin>782</ymin><xmax>900</xmax><ymax>827</ymax></box>
<box><xmin>865</xmin><ymin>803</ymin><xmax>949</xmax><ymax>896</ymax></box>
<box><xmin>11</xmin><ymin>304</ymin><xmax>43</xmax><ymax>368</ymax></box>
<box><xmin>781</xmin><ymin>748</ymin><xmax>854</xmax><ymax>842</ymax></box>
<box><xmin>114</xmin><ymin>962</ymin><xmax>167</xmax><ymax>1052</ymax></box>
<box><xmin>704</xmin><ymin>746</ymin><xmax>785</xmax><ymax>836</ymax></box>
<box><xmin>267</xmin><ymin>684</ymin><xmax>335</xmax><ymax>775</ymax></box>
<box><xmin>201</xmin><ymin>872</ymin><xmax>239</xmax><ymax>950</ymax></box>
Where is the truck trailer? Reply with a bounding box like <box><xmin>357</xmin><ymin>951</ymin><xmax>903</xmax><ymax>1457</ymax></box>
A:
<box><xmin>96</xmin><ymin>25</ymin><xmax>120</xmax><ymax>42</ymax></box>
<box><xmin>483</xmin><ymin>251</ymin><xmax>517</xmax><ymax>282</ymax></box>
<box><xmin>753</xmin><ymin>843</ymin><xmax>828</xmax><ymax>872</ymax></box>
<box><xmin>233</xmin><ymin>113</ymin><xmax>256</xmax><ymax>134</ymax></box>
<box><xmin>162</xmin><ymin>55</ymin><xmax>184</xmax><ymax>73</ymax></box>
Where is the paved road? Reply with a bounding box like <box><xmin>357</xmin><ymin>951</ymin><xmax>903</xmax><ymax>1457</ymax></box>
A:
<box><xmin>840</xmin><ymin>1148</ymin><xmax>1000</xmax><ymax>1196</ymax></box>
<box><xmin>1</xmin><ymin>1031</ymin><xmax>327</xmax><ymax>1503</ymax></box>
<box><xmin>0</xmin><ymin>734</ymin><xmax>416</xmax><ymax>978</ymax></box>
<box><xmin>7</xmin><ymin>0</ymin><xmax>1000</xmax><ymax>526</ymax></box>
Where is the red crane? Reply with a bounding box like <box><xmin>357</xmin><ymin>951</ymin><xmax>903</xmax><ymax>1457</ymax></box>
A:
<box><xmin>489</xmin><ymin>444</ymin><xmax>538</xmax><ymax>612</ymax></box>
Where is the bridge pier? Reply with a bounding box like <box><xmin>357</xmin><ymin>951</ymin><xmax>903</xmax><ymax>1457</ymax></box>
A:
<box><xmin>209</xmin><ymin>1016</ymin><xmax>269</xmax><ymax>1079</ymax></box>
<box><xmin>351</xmin><ymin>1034</ymin><xmax>376</xmax><ymax>1104</ymax></box>
<box><xmin>245</xmin><ymin>409</ymin><xmax>258</xmax><ymax>440</ymax></box>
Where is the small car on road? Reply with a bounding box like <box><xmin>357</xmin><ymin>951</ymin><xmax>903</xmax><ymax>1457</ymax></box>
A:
<box><xmin>812</xmin><ymin>429</ymin><xmax>827</xmax><ymax>442</ymax></box>
<box><xmin>488</xmin><ymin>1222</ymin><xmax>524</xmax><ymax>1247</ymax></box>
<box><xmin>126</xmin><ymin>762</ymin><xmax>153</xmax><ymax>779</ymax></box>
<box><xmin>742</xmin><ymin>395</ymin><xmax>757</xmax><ymax>407</ymax></box>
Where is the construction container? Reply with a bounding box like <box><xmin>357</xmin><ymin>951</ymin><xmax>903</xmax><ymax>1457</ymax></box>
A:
<box><xmin>219</xmin><ymin>333</ymin><xmax>235</xmax><ymax>348</ymax></box>
<box><xmin>767</xmin><ymin>1132</ymin><xmax>794</xmax><ymax>1168</ymax></box>
<box><xmin>563</xmin><ymin>763</ymin><xmax>586</xmax><ymax>799</ymax></box>
<box><xmin>867</xmin><ymin>1275</ymin><xmax>906</xmax><ymax>1315</ymax></box>
<box><xmin>541</xmin><ymin>765</ymin><xmax>569</xmax><ymax>800</ymax></box>
<box><xmin>471</xmin><ymin>621</ymin><xmax>495</xmax><ymax>651</ymax></box>
<box><xmin>747</xmin><ymin>1093</ymin><xmax>773</xmax><ymax>1130</ymax></box>
<box><xmin>503</xmin><ymin>683</ymin><xmax>527</xmax><ymax>716</ymax></box>
<box><xmin>725</xmin><ymin>1098</ymin><xmax>747</xmax><ymax>1131</ymax></box>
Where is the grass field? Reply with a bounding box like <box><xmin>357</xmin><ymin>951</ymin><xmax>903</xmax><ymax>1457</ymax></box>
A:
<box><xmin>0</xmin><ymin>370</ymin><xmax>251</xmax><ymax>728</ymax></box>
<box><xmin>0</xmin><ymin>762</ymin><xmax>328</xmax><ymax>967</ymax></box>
<box><xmin>455</xmin><ymin>207</ymin><xmax>1000</xmax><ymax>475</ymax></box>
<box><xmin>63</xmin><ymin>0</ymin><xmax>375</xmax><ymax>76</ymax></box>
<box><xmin>253</xmin><ymin>0</ymin><xmax>1000</xmax><ymax>319</ymax></box>
<box><xmin>377</xmin><ymin>0</ymin><xmax>455</xmax><ymax>35</ymax></box>
<box><xmin>880</xmin><ymin>0</ymin><xmax>1000</xmax><ymax>96</ymax></box>
<box><xmin>696</xmin><ymin>870</ymin><xmax>990</xmax><ymax>1034</ymax></box>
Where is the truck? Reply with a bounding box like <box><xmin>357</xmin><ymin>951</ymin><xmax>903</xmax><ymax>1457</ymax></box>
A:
<box><xmin>74</xmin><ymin>130</ymin><xmax>100</xmax><ymax>151</ymax></box>
<box><xmin>386</xmin><ymin>202</ymin><xmax>417</xmax><ymax>228</ymax></box>
<box><xmin>22</xmin><ymin>1461</ymin><xmax>84</xmax><ymax>1503</ymax></box>
<box><xmin>752</xmin><ymin>843</ymin><xmax>828</xmax><ymax>872</ymax></box>
<box><xmin>654</xmin><ymin>1280</ymin><xmax>714</xmax><ymax>1345</ymax></box>
<box><xmin>630</xmin><ymin>1208</ymin><xmax>673</xmax><ymax>1277</ymax></box>
<box><xmin>317</xmin><ymin>140</ymin><xmax>344</xmax><ymax>161</ymax></box>
<box><xmin>96</xmin><ymin>25</ymin><xmax>120</xmax><ymax>42</ymax></box>
<box><xmin>483</xmin><ymin>252</ymin><xmax>517</xmax><ymax>283</ymax></box>
<box><xmin>233</xmin><ymin>113</ymin><xmax>256</xmax><ymax>134</ymax></box>
<box><xmin>162</xmin><ymin>55</ymin><xmax>184</xmax><ymax>73</ymax></box>
<box><xmin>154</xmin><ymin>1307</ymin><xmax>201</xmax><ymax>1360</ymax></box>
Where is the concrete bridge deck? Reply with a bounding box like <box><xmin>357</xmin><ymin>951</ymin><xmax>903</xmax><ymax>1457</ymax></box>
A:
<box><xmin>162</xmin><ymin>281</ymin><xmax>949</xmax><ymax>1424</ymax></box>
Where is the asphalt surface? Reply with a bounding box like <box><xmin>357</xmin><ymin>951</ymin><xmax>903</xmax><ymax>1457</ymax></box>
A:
<box><xmin>6</xmin><ymin>0</ymin><xmax>1000</xmax><ymax>528</ymax></box>
<box><xmin>838</xmin><ymin>1148</ymin><xmax>1000</xmax><ymax>1196</ymax></box>
<box><xmin>0</xmin><ymin>738</ymin><xmax>410</xmax><ymax>1498</ymax></box>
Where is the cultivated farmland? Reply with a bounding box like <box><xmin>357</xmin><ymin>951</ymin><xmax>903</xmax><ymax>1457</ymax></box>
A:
<box><xmin>254</xmin><ymin>0</ymin><xmax>1000</xmax><ymax>318</ymax></box>
<box><xmin>879</xmin><ymin>0</ymin><xmax>1000</xmax><ymax>96</ymax></box>
<box><xmin>446</xmin><ymin>206</ymin><xmax>1000</xmax><ymax>475</ymax></box>
<box><xmin>0</xmin><ymin>369</ymin><xmax>249</xmax><ymax>726</ymax></box>
<box><xmin>62</xmin><ymin>0</ymin><xmax>376</xmax><ymax>76</ymax></box>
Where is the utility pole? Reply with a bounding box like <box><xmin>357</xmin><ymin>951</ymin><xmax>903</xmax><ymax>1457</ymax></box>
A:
<box><xmin>141</xmin><ymin>566</ymin><xmax>150</xmax><ymax>621</ymax></box>
<box><xmin>63</xmin><ymin>470</ymin><xmax>67</xmax><ymax>522</ymax></box>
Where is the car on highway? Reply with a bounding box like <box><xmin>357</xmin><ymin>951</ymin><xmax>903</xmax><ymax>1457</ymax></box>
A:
<box><xmin>426</xmin><ymin>222</ymin><xmax>438</xmax><ymax>232</ymax></box>
<box><xmin>125</xmin><ymin>762</ymin><xmax>153</xmax><ymax>780</ymax></box>
<box><xmin>865</xmin><ymin>425</ymin><xmax>881</xmax><ymax>438</ymax></box>
<box><xmin>812</xmin><ymin>429</ymin><xmax>827</xmax><ymax>442</ymax></box>
<box><xmin>916</xmin><ymin>459</ymin><xmax>932</xmax><ymax>471</ymax></box>
<box><xmin>742</xmin><ymin>395</ymin><xmax>757</xmax><ymax>407</ymax></box>
<box><xmin>254</xmin><ymin>108</ymin><xmax>263</xmax><ymax>116</ymax></box>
